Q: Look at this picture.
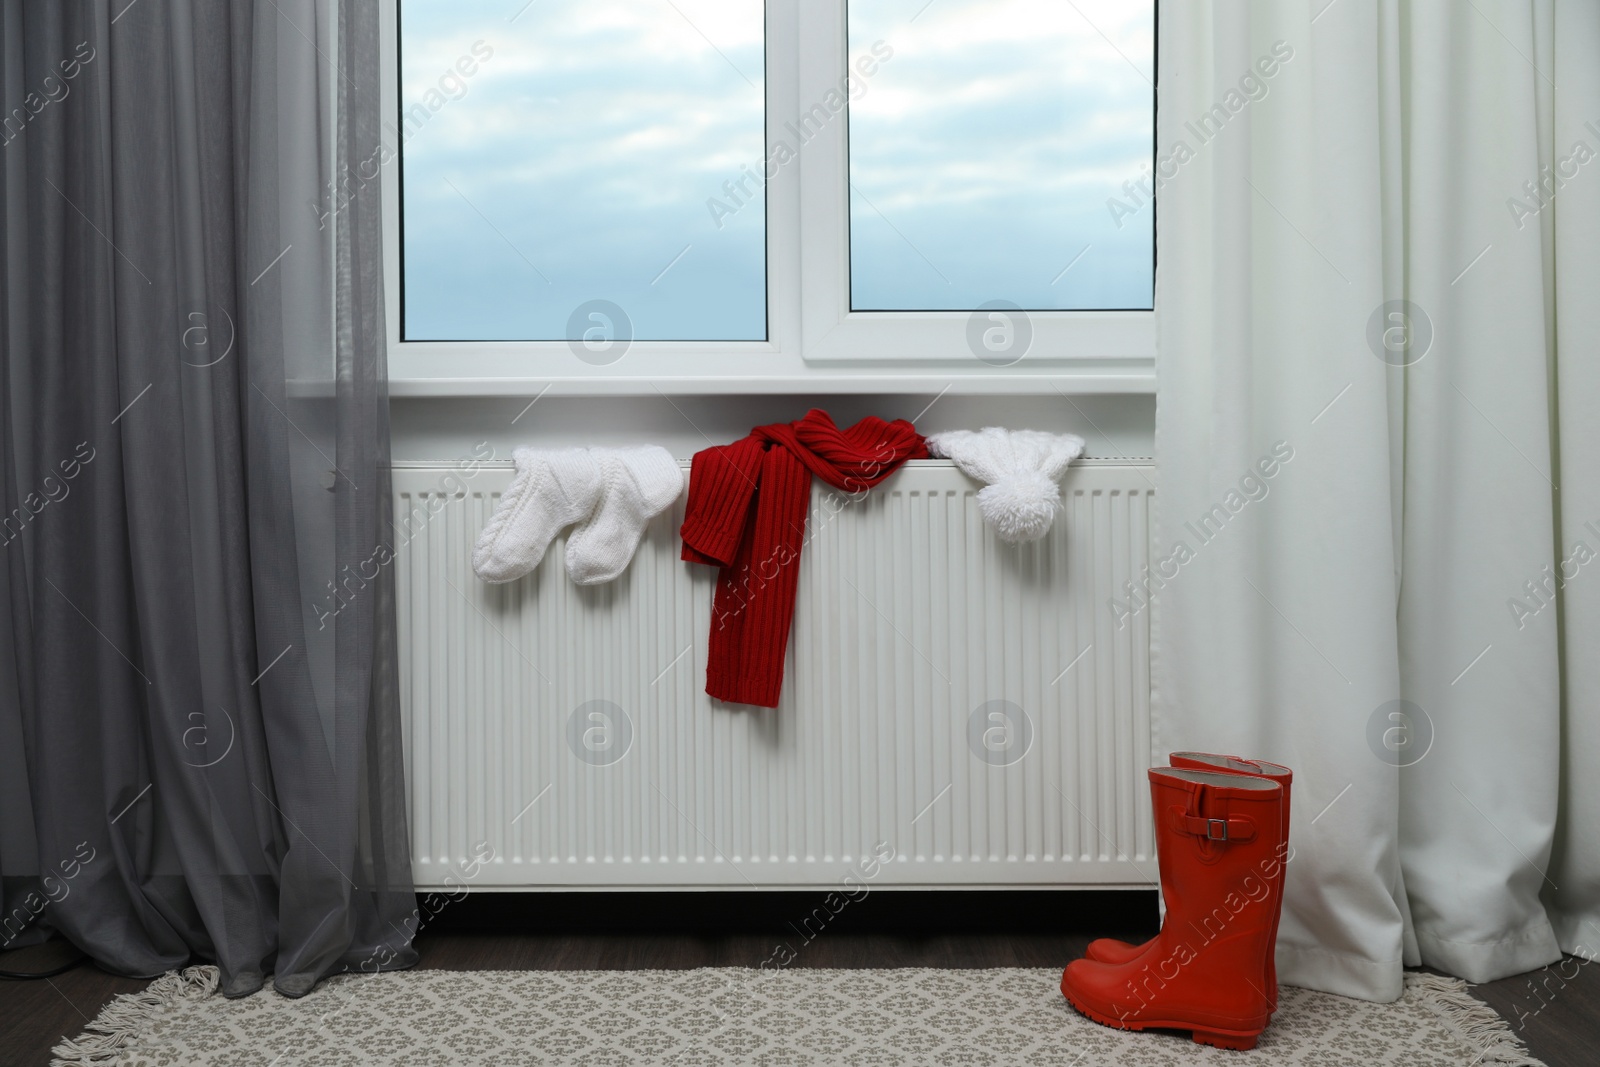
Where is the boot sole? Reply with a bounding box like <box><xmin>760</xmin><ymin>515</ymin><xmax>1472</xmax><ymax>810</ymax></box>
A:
<box><xmin>1062</xmin><ymin>988</ymin><xmax>1264</xmax><ymax>1051</ymax></box>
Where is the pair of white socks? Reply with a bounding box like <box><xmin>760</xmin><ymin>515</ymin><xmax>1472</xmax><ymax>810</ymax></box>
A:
<box><xmin>472</xmin><ymin>446</ymin><xmax>684</xmax><ymax>586</ymax></box>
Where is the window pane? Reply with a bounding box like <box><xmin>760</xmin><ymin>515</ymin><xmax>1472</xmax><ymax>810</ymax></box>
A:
<box><xmin>400</xmin><ymin>0</ymin><xmax>766</xmax><ymax>342</ymax></box>
<box><xmin>847</xmin><ymin>0</ymin><xmax>1153</xmax><ymax>311</ymax></box>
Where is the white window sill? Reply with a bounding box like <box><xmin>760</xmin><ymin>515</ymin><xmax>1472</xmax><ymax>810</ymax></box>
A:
<box><xmin>382</xmin><ymin>337</ymin><xmax>1155</xmax><ymax>397</ymax></box>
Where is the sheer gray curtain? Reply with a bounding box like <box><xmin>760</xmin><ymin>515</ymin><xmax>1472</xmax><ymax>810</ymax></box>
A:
<box><xmin>0</xmin><ymin>0</ymin><xmax>416</xmax><ymax>997</ymax></box>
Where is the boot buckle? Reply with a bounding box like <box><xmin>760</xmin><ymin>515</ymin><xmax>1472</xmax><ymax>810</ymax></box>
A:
<box><xmin>1172</xmin><ymin>810</ymin><xmax>1257</xmax><ymax>842</ymax></box>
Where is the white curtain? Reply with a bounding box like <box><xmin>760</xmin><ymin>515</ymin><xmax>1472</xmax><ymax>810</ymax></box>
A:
<box><xmin>1154</xmin><ymin>0</ymin><xmax>1600</xmax><ymax>1001</ymax></box>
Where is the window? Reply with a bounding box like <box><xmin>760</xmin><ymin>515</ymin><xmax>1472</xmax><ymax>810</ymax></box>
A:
<box><xmin>398</xmin><ymin>1</ymin><xmax>767</xmax><ymax>343</ymax></box>
<box><xmin>846</xmin><ymin>1</ymin><xmax>1153</xmax><ymax>313</ymax></box>
<box><xmin>382</xmin><ymin>0</ymin><xmax>1154</xmax><ymax>393</ymax></box>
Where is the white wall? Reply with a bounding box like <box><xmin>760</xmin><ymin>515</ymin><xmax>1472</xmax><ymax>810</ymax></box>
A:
<box><xmin>389</xmin><ymin>393</ymin><xmax>1155</xmax><ymax>463</ymax></box>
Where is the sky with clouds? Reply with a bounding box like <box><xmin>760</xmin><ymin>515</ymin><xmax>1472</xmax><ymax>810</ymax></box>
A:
<box><xmin>399</xmin><ymin>0</ymin><xmax>1152</xmax><ymax>341</ymax></box>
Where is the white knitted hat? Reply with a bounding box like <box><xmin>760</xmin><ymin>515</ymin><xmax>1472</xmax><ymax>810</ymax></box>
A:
<box><xmin>925</xmin><ymin>428</ymin><xmax>1087</xmax><ymax>542</ymax></box>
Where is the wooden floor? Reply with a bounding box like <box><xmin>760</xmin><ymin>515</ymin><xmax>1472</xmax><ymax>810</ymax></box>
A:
<box><xmin>3</xmin><ymin>891</ymin><xmax>1596</xmax><ymax>1066</ymax></box>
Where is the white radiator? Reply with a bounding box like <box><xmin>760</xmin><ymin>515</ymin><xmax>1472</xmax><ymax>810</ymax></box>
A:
<box><xmin>392</xmin><ymin>459</ymin><xmax>1156</xmax><ymax>891</ymax></box>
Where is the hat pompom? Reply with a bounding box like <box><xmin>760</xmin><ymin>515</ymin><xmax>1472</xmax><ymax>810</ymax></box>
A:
<box><xmin>976</xmin><ymin>472</ymin><xmax>1061</xmax><ymax>543</ymax></box>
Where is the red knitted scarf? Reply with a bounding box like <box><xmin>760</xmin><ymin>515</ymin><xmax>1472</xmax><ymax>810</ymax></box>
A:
<box><xmin>680</xmin><ymin>410</ymin><xmax>928</xmax><ymax>707</ymax></box>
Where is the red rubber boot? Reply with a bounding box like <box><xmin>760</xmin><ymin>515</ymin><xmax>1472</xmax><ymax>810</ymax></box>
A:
<box><xmin>1085</xmin><ymin>753</ymin><xmax>1292</xmax><ymax>1012</ymax></box>
<box><xmin>1061</xmin><ymin>767</ymin><xmax>1288</xmax><ymax>1051</ymax></box>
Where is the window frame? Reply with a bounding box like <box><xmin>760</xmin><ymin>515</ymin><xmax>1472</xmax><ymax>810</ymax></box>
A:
<box><xmin>379</xmin><ymin>0</ymin><xmax>1155</xmax><ymax>397</ymax></box>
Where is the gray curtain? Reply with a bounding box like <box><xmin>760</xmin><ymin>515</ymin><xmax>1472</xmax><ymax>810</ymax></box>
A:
<box><xmin>0</xmin><ymin>0</ymin><xmax>417</xmax><ymax>997</ymax></box>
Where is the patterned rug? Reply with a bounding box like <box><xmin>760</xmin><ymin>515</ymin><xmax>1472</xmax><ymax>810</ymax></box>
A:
<box><xmin>55</xmin><ymin>966</ymin><xmax>1542</xmax><ymax>1066</ymax></box>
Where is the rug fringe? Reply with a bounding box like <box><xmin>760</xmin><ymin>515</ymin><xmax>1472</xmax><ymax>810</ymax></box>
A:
<box><xmin>51</xmin><ymin>965</ymin><xmax>219</xmax><ymax>1066</ymax></box>
<box><xmin>1405</xmin><ymin>971</ymin><xmax>1544</xmax><ymax>1066</ymax></box>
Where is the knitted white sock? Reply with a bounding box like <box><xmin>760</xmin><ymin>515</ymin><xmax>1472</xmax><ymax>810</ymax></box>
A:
<box><xmin>925</xmin><ymin>428</ymin><xmax>1087</xmax><ymax>542</ymax></box>
<box><xmin>565</xmin><ymin>446</ymin><xmax>685</xmax><ymax>585</ymax></box>
<box><xmin>472</xmin><ymin>448</ymin><xmax>603</xmax><ymax>584</ymax></box>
